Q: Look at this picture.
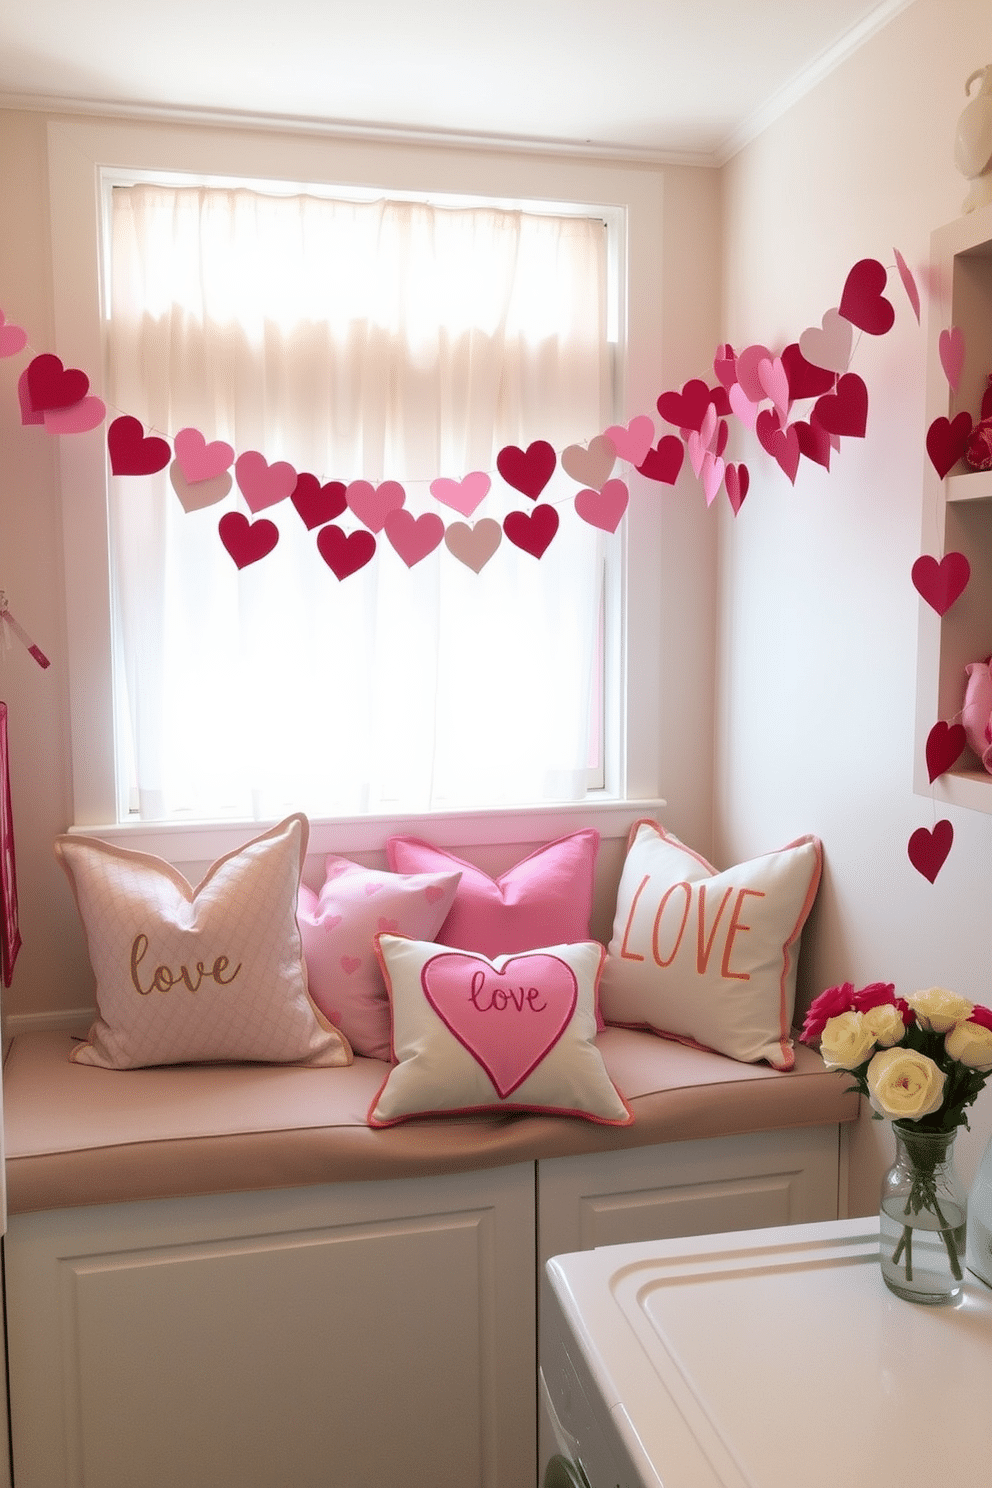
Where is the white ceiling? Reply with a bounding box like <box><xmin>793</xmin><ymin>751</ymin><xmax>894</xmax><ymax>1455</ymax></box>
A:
<box><xmin>0</xmin><ymin>0</ymin><xmax>913</xmax><ymax>164</ymax></box>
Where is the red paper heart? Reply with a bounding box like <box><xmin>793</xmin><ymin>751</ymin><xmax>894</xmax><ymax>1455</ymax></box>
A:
<box><xmin>794</xmin><ymin>418</ymin><xmax>833</xmax><ymax>470</ymax></box>
<box><xmin>503</xmin><ymin>503</ymin><xmax>559</xmax><ymax>558</ymax></box>
<box><xmin>838</xmin><ymin>258</ymin><xmax>895</xmax><ymax>336</ymax></box>
<box><xmin>291</xmin><ymin>473</ymin><xmax>347</xmax><ymax>530</ymax></box>
<box><xmin>911</xmin><ymin>551</ymin><xmax>971</xmax><ymax>614</ymax></box>
<box><xmin>107</xmin><ymin>415</ymin><xmax>171</xmax><ymax>476</ymax></box>
<box><xmin>316</xmin><ymin>524</ymin><xmax>377</xmax><ymax>580</ymax></box>
<box><xmin>755</xmin><ymin>409</ymin><xmax>800</xmax><ymax>483</ymax></box>
<box><xmin>218</xmin><ymin>512</ymin><xmax>279</xmax><ymax>569</ymax></box>
<box><xmin>17</xmin><ymin>369</ymin><xmax>44</xmax><ymax>425</ymax></box>
<box><xmin>725</xmin><ymin>462</ymin><xmax>749</xmax><ymax>514</ymax></box>
<box><xmin>925</xmin><ymin>412</ymin><xmax>972</xmax><ymax>478</ymax></box>
<box><xmin>383</xmin><ymin>508</ymin><xmax>446</xmax><ymax>566</ymax></box>
<box><xmin>713</xmin><ymin>343</ymin><xmax>737</xmax><ymax>390</ymax></box>
<box><xmin>812</xmin><ymin>373</ymin><xmax>868</xmax><ymax>439</ymax></box>
<box><xmin>907</xmin><ymin>819</ymin><xmax>953</xmax><ymax>882</ymax></box>
<box><xmin>496</xmin><ymin>440</ymin><xmax>556</xmax><ymax>499</ymax></box>
<box><xmin>656</xmin><ymin>378</ymin><xmax>716</xmax><ymax>433</ymax></box>
<box><xmin>637</xmin><ymin>435</ymin><xmax>684</xmax><ymax>484</ymax></box>
<box><xmin>926</xmin><ymin>721</ymin><xmax>967</xmax><ymax>783</ymax></box>
<box><xmin>715</xmin><ymin>418</ymin><xmax>729</xmax><ymax>459</ymax></box>
<box><xmin>25</xmin><ymin>352</ymin><xmax>90</xmax><ymax>412</ymax></box>
<box><xmin>780</xmin><ymin>341</ymin><xmax>836</xmax><ymax>401</ymax></box>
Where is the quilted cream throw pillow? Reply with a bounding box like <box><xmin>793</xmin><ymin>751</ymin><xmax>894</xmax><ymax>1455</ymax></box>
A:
<box><xmin>56</xmin><ymin>814</ymin><xmax>352</xmax><ymax>1070</ymax></box>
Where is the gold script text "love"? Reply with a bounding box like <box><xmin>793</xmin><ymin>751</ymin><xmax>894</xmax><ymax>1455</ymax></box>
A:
<box><xmin>129</xmin><ymin>933</ymin><xmax>242</xmax><ymax>996</ymax></box>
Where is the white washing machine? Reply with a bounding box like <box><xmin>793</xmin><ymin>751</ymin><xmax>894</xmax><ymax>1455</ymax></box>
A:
<box><xmin>541</xmin><ymin>1216</ymin><xmax>992</xmax><ymax>1488</ymax></box>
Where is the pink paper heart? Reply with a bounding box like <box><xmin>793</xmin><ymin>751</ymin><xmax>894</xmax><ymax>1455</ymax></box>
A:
<box><xmin>938</xmin><ymin>327</ymin><xmax>965</xmax><ymax>391</ymax></box>
<box><xmin>911</xmin><ymin>551</ymin><xmax>970</xmax><ymax>615</ymax></box>
<box><xmin>757</xmin><ymin>356</ymin><xmax>790</xmax><ymax>424</ymax></box>
<box><xmin>443</xmin><ymin>518</ymin><xmax>503</xmax><ymax>572</ymax></box>
<box><xmin>503</xmin><ymin>503</ymin><xmax>559</xmax><ymax>559</ymax></box>
<box><xmin>713</xmin><ymin>343</ymin><xmax>737</xmax><ymax>390</ymax></box>
<box><xmin>235</xmin><ymin>451</ymin><xmax>297</xmax><ymax>512</ymax></box>
<box><xmin>174</xmin><ymin>427</ymin><xmax>235</xmax><ymax>483</ymax></box>
<box><xmin>43</xmin><ymin>395</ymin><xmax>106</xmax><ymax>434</ymax></box>
<box><xmin>798</xmin><ymin>310</ymin><xmax>853</xmax><ymax>375</ymax></box>
<box><xmin>316</xmin><ymin>524</ymin><xmax>377</xmax><ymax>580</ymax></box>
<box><xmin>0</xmin><ymin>311</ymin><xmax>27</xmax><ymax>359</ymax></box>
<box><xmin>561</xmin><ymin>434</ymin><xmax>616</xmax><ymax>491</ymax></box>
<box><xmin>926</xmin><ymin>721</ymin><xmax>967</xmax><ymax>783</ymax></box>
<box><xmin>838</xmin><ymin>258</ymin><xmax>895</xmax><ymax>336</ymax></box>
<box><xmin>17</xmin><ymin>369</ymin><xmax>44</xmax><ymax>425</ymax></box>
<box><xmin>218</xmin><ymin>511</ymin><xmax>279</xmax><ymax>569</ymax></box>
<box><xmin>603</xmin><ymin>415</ymin><xmax>654</xmax><ymax>466</ymax></box>
<box><xmin>728</xmin><ymin>381</ymin><xmax>759</xmax><ymax>431</ymax></box>
<box><xmin>725</xmin><ymin>462</ymin><xmax>749</xmax><ymax>514</ymax></box>
<box><xmin>733</xmin><ymin>344</ymin><xmax>773</xmax><ymax>405</ymax></box>
<box><xmin>574</xmin><ymin>478</ymin><xmax>629</xmax><ymax>532</ymax></box>
<box><xmin>384</xmin><ymin>508</ymin><xmax>445</xmax><ymax>567</ymax></box>
<box><xmin>430</xmin><ymin>471</ymin><xmax>491</xmax><ymax>517</ymax></box>
<box><xmin>701</xmin><ymin>451</ymin><xmax>725</xmax><ymax>506</ymax></box>
<box><xmin>170</xmin><ymin>461</ymin><xmax>232</xmax><ymax>513</ymax></box>
<box><xmin>893</xmin><ymin>248</ymin><xmax>921</xmax><ymax>324</ymax></box>
<box><xmin>907</xmin><ymin>820</ymin><xmax>953</xmax><ymax>883</ymax></box>
<box><xmin>422</xmin><ymin>950</ymin><xmax>578</xmax><ymax>1097</ymax></box>
<box><xmin>346</xmin><ymin>479</ymin><xmax>406</xmax><ymax>532</ymax></box>
<box><xmin>107</xmin><ymin>415</ymin><xmax>171</xmax><ymax>476</ymax></box>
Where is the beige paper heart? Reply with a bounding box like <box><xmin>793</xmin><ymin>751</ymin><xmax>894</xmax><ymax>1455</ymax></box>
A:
<box><xmin>798</xmin><ymin>309</ymin><xmax>853</xmax><ymax>375</ymax></box>
<box><xmin>561</xmin><ymin>434</ymin><xmax>616</xmax><ymax>491</ymax></box>
<box><xmin>443</xmin><ymin>518</ymin><xmax>502</xmax><ymax>573</ymax></box>
<box><xmin>170</xmin><ymin>460</ymin><xmax>233</xmax><ymax>513</ymax></box>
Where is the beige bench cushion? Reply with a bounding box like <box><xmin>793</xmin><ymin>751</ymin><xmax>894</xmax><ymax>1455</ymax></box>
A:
<box><xmin>3</xmin><ymin>1028</ymin><xmax>858</xmax><ymax>1213</ymax></box>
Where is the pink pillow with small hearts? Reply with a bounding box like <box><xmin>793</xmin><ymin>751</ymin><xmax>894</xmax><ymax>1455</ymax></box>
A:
<box><xmin>297</xmin><ymin>857</ymin><xmax>461</xmax><ymax>1060</ymax></box>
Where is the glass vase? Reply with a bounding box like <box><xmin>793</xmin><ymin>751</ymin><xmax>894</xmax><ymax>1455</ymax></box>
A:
<box><xmin>879</xmin><ymin>1121</ymin><xmax>967</xmax><ymax>1305</ymax></box>
<box><xmin>966</xmin><ymin>1130</ymin><xmax>992</xmax><ymax>1288</ymax></box>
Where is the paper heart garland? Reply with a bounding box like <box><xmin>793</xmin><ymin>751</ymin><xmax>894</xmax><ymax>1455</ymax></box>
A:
<box><xmin>637</xmin><ymin>435</ymin><xmax>684</xmax><ymax>484</ymax></box>
<box><xmin>43</xmin><ymin>396</ymin><xmax>107</xmax><ymax>434</ymax></box>
<box><xmin>218</xmin><ymin>511</ymin><xmax>279</xmax><ymax>569</ymax></box>
<box><xmin>0</xmin><ymin>310</ymin><xmax>28</xmax><ymax>359</ymax></box>
<box><xmin>812</xmin><ymin>373</ymin><xmax>868</xmax><ymax>439</ymax></box>
<box><xmin>656</xmin><ymin>378</ymin><xmax>727</xmax><ymax>433</ymax></box>
<box><xmin>235</xmin><ymin>451</ymin><xmax>297</xmax><ymax>512</ymax></box>
<box><xmin>798</xmin><ymin>310</ymin><xmax>853</xmax><ymax>375</ymax></box>
<box><xmin>926</xmin><ymin>412</ymin><xmax>972</xmax><ymax>478</ymax></box>
<box><xmin>911</xmin><ymin>551</ymin><xmax>971</xmax><ymax>615</ymax></box>
<box><xmin>757</xmin><ymin>356</ymin><xmax>790</xmax><ymax>425</ymax></box>
<box><xmin>496</xmin><ymin>441</ymin><xmax>557</xmax><ymax>500</ymax></box>
<box><xmin>430</xmin><ymin>471</ymin><xmax>491</xmax><ymax>517</ymax></box>
<box><xmin>925</xmin><ymin>721</ymin><xmax>967</xmax><ymax>783</ymax></box>
<box><xmin>421</xmin><ymin>950</ymin><xmax>577</xmax><ymax>1097</ymax></box>
<box><xmin>503</xmin><ymin>503</ymin><xmax>559</xmax><ymax>558</ymax></box>
<box><xmin>728</xmin><ymin>381</ymin><xmax>759</xmax><ymax>431</ymax></box>
<box><xmin>25</xmin><ymin>352</ymin><xmax>89</xmax><ymax>412</ymax></box>
<box><xmin>346</xmin><ymin>479</ymin><xmax>406</xmax><ymax>532</ymax></box>
<box><xmin>291</xmin><ymin>473</ymin><xmax>347</xmax><ymax>530</ymax></box>
<box><xmin>383</xmin><ymin>508</ymin><xmax>446</xmax><ymax>567</ymax></box>
<box><xmin>574</xmin><ymin>478</ymin><xmax>629</xmax><ymax>532</ymax></box>
<box><xmin>443</xmin><ymin>518</ymin><xmax>503</xmax><ymax>572</ymax></box>
<box><xmin>174</xmin><ymin>427</ymin><xmax>234</xmax><ymax>483</ymax></box>
<box><xmin>170</xmin><ymin>461</ymin><xmax>232</xmax><ymax>513</ymax></box>
<box><xmin>108</xmin><ymin>415</ymin><xmax>171</xmax><ymax>476</ymax></box>
<box><xmin>780</xmin><ymin>341</ymin><xmax>836</xmax><ymax>401</ymax></box>
<box><xmin>561</xmin><ymin>434</ymin><xmax>616</xmax><ymax>490</ymax></box>
<box><xmin>733</xmin><ymin>345</ymin><xmax>773</xmax><ymax>405</ymax></box>
<box><xmin>907</xmin><ymin>819</ymin><xmax>953</xmax><ymax>883</ymax></box>
<box><xmin>316</xmin><ymin>524</ymin><xmax>377</xmax><ymax>580</ymax></box>
<box><xmin>603</xmin><ymin>416</ymin><xmax>654</xmax><ymax>466</ymax></box>
<box><xmin>838</xmin><ymin>258</ymin><xmax>895</xmax><ymax>336</ymax></box>
<box><xmin>725</xmin><ymin>462</ymin><xmax>749</xmax><ymax>514</ymax></box>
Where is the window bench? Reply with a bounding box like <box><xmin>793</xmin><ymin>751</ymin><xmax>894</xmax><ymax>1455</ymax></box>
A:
<box><xmin>2</xmin><ymin>1027</ymin><xmax>857</xmax><ymax>1488</ymax></box>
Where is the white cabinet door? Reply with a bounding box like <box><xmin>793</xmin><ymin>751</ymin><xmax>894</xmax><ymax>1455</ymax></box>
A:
<box><xmin>6</xmin><ymin>1164</ymin><xmax>537</xmax><ymax>1488</ymax></box>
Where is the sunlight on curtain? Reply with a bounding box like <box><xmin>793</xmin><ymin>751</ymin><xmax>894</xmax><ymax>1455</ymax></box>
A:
<box><xmin>107</xmin><ymin>184</ymin><xmax>611</xmax><ymax>821</ymax></box>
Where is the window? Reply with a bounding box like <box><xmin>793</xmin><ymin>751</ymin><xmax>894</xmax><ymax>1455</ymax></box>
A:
<box><xmin>103</xmin><ymin>176</ymin><xmax>618</xmax><ymax>823</ymax></box>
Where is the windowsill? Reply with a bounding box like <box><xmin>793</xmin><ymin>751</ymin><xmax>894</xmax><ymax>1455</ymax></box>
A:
<box><xmin>67</xmin><ymin>796</ymin><xmax>667</xmax><ymax>865</ymax></box>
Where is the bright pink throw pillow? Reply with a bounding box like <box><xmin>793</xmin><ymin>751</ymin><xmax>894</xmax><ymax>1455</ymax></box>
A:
<box><xmin>385</xmin><ymin>830</ymin><xmax>600</xmax><ymax>958</ymax></box>
<box><xmin>297</xmin><ymin>856</ymin><xmax>461</xmax><ymax>1061</ymax></box>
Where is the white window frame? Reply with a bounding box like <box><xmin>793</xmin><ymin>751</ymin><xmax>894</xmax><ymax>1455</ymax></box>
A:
<box><xmin>47</xmin><ymin>118</ymin><xmax>668</xmax><ymax>861</ymax></box>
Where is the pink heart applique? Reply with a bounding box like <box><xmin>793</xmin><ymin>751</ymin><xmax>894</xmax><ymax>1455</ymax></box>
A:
<box><xmin>424</xmin><ymin>884</ymin><xmax>446</xmax><ymax>903</ymax></box>
<box><xmin>174</xmin><ymin>427</ymin><xmax>234</xmax><ymax>483</ymax></box>
<box><xmin>322</xmin><ymin>915</ymin><xmax>343</xmax><ymax>931</ymax></box>
<box><xmin>503</xmin><ymin>503</ymin><xmax>559</xmax><ymax>558</ymax></box>
<box><xmin>170</xmin><ymin>462</ymin><xmax>232</xmax><ymax>512</ymax></box>
<box><xmin>733</xmin><ymin>345</ymin><xmax>773</xmax><ymax>406</ymax></box>
<box><xmin>384</xmin><ymin>508</ymin><xmax>445</xmax><ymax>567</ymax></box>
<box><xmin>316</xmin><ymin>524</ymin><xmax>377</xmax><ymax>580</ymax></box>
<box><xmin>798</xmin><ymin>310</ymin><xmax>853</xmax><ymax>375</ymax></box>
<box><xmin>780</xmin><ymin>341</ymin><xmax>836</xmax><ymax>401</ymax></box>
<box><xmin>926</xmin><ymin>721</ymin><xmax>967</xmax><ymax>783</ymax></box>
<box><xmin>443</xmin><ymin>518</ymin><xmax>502</xmax><ymax>572</ymax></box>
<box><xmin>291</xmin><ymin>473</ymin><xmax>347</xmax><ymax>530</ymax></box>
<box><xmin>496</xmin><ymin>441</ymin><xmax>557</xmax><ymax>500</ymax></box>
<box><xmin>926</xmin><ymin>412</ymin><xmax>972</xmax><ymax>478</ymax></box>
<box><xmin>839</xmin><ymin>258</ymin><xmax>895</xmax><ymax>336</ymax></box>
<box><xmin>812</xmin><ymin>373</ymin><xmax>868</xmax><ymax>439</ymax></box>
<box><xmin>637</xmin><ymin>436</ymin><xmax>684</xmax><ymax>484</ymax></box>
<box><xmin>561</xmin><ymin>435</ymin><xmax>616</xmax><ymax>491</ymax></box>
<box><xmin>911</xmin><ymin>551</ymin><xmax>970</xmax><ymax>614</ymax></box>
<box><xmin>0</xmin><ymin>311</ymin><xmax>27</xmax><ymax>359</ymax></box>
<box><xmin>218</xmin><ymin>512</ymin><xmax>279</xmax><ymax>568</ymax></box>
<box><xmin>43</xmin><ymin>396</ymin><xmax>107</xmax><ymax>434</ymax></box>
<box><xmin>25</xmin><ymin>352</ymin><xmax>89</xmax><ymax>412</ymax></box>
<box><xmin>430</xmin><ymin>471</ymin><xmax>491</xmax><ymax>517</ymax></box>
<box><xmin>235</xmin><ymin>451</ymin><xmax>297</xmax><ymax>512</ymax></box>
<box><xmin>341</xmin><ymin>956</ymin><xmax>362</xmax><ymax>975</ymax></box>
<box><xmin>377</xmin><ymin>918</ymin><xmax>400</xmax><ymax>933</ymax></box>
<box><xmin>725</xmin><ymin>462</ymin><xmax>749</xmax><ymax>514</ymax></box>
<box><xmin>108</xmin><ymin>415</ymin><xmax>171</xmax><ymax>476</ymax></box>
<box><xmin>755</xmin><ymin>409</ymin><xmax>800</xmax><ymax>483</ymax></box>
<box><xmin>603</xmin><ymin>416</ymin><xmax>655</xmax><ymax>466</ymax></box>
<box><xmin>421</xmin><ymin>951</ymin><xmax>578</xmax><ymax>1097</ymax></box>
<box><xmin>907</xmin><ymin>820</ymin><xmax>953</xmax><ymax>883</ymax></box>
<box><xmin>346</xmin><ymin>479</ymin><xmax>406</xmax><ymax>532</ymax></box>
<box><xmin>574</xmin><ymin>478</ymin><xmax>629</xmax><ymax>532</ymax></box>
<box><xmin>939</xmin><ymin>327</ymin><xmax>965</xmax><ymax>391</ymax></box>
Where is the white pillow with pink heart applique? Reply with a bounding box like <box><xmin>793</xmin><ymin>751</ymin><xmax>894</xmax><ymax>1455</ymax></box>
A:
<box><xmin>367</xmin><ymin>934</ymin><xmax>631</xmax><ymax>1127</ymax></box>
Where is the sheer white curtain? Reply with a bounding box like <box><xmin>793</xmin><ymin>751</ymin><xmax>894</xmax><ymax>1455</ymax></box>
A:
<box><xmin>107</xmin><ymin>183</ymin><xmax>611</xmax><ymax>822</ymax></box>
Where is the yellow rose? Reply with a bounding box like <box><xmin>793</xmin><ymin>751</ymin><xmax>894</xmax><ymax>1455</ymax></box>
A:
<box><xmin>907</xmin><ymin>987</ymin><xmax>974</xmax><ymax>1033</ymax></box>
<box><xmin>861</xmin><ymin>1003</ymin><xmax>906</xmax><ymax>1048</ymax></box>
<box><xmin>820</xmin><ymin>1010</ymin><xmax>876</xmax><ymax>1070</ymax></box>
<box><xmin>945</xmin><ymin>1020</ymin><xmax>992</xmax><ymax>1072</ymax></box>
<box><xmin>866</xmin><ymin>1046</ymin><xmax>946</xmax><ymax>1120</ymax></box>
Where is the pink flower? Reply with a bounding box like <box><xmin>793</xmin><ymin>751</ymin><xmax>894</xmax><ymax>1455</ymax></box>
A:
<box><xmin>800</xmin><ymin>982</ymin><xmax>856</xmax><ymax>1043</ymax></box>
<box><xmin>969</xmin><ymin>1003</ymin><xmax>992</xmax><ymax>1032</ymax></box>
<box><xmin>853</xmin><ymin>982</ymin><xmax>896</xmax><ymax>1011</ymax></box>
